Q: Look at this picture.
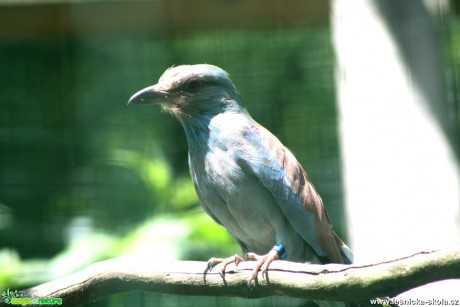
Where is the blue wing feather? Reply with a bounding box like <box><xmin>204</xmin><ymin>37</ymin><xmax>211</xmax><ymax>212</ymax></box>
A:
<box><xmin>241</xmin><ymin>120</ymin><xmax>345</xmax><ymax>263</ymax></box>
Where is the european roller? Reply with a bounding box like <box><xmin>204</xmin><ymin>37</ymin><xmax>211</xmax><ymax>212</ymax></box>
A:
<box><xmin>128</xmin><ymin>64</ymin><xmax>353</xmax><ymax>284</ymax></box>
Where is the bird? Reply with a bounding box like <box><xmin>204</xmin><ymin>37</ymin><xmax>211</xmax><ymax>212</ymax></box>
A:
<box><xmin>128</xmin><ymin>64</ymin><xmax>353</xmax><ymax>285</ymax></box>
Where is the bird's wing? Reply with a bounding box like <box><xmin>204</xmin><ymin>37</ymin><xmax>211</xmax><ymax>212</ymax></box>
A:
<box><xmin>242</xmin><ymin>121</ymin><xmax>344</xmax><ymax>263</ymax></box>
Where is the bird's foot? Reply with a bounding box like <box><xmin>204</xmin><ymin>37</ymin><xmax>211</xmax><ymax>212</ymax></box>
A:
<box><xmin>245</xmin><ymin>243</ymin><xmax>287</xmax><ymax>285</ymax></box>
<box><xmin>206</xmin><ymin>254</ymin><xmax>245</xmax><ymax>277</ymax></box>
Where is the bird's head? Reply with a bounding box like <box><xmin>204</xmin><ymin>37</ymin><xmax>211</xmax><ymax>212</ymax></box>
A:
<box><xmin>128</xmin><ymin>64</ymin><xmax>246</xmax><ymax>119</ymax></box>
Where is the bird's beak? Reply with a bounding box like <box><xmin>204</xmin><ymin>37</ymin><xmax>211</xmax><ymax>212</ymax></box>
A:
<box><xmin>127</xmin><ymin>84</ymin><xmax>167</xmax><ymax>106</ymax></box>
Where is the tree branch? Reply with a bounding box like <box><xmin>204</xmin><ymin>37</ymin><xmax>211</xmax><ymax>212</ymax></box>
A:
<box><xmin>4</xmin><ymin>248</ymin><xmax>459</xmax><ymax>306</ymax></box>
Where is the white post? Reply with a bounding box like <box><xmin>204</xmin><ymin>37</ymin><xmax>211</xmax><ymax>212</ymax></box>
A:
<box><xmin>332</xmin><ymin>0</ymin><xmax>459</xmax><ymax>300</ymax></box>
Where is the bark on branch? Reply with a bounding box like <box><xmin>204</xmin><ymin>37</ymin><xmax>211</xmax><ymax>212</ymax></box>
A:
<box><xmin>4</xmin><ymin>248</ymin><xmax>460</xmax><ymax>306</ymax></box>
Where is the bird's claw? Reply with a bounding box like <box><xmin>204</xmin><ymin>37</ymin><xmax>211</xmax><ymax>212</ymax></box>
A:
<box><xmin>206</xmin><ymin>254</ymin><xmax>244</xmax><ymax>277</ymax></box>
<box><xmin>245</xmin><ymin>249</ymin><xmax>280</xmax><ymax>285</ymax></box>
<box><xmin>207</xmin><ymin>245</ymin><xmax>283</xmax><ymax>285</ymax></box>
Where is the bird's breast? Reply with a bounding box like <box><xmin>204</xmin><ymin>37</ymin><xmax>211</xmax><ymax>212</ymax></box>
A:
<box><xmin>187</xmin><ymin>132</ymin><xmax>279</xmax><ymax>254</ymax></box>
<box><xmin>190</xmin><ymin>141</ymin><xmax>243</xmax><ymax>195</ymax></box>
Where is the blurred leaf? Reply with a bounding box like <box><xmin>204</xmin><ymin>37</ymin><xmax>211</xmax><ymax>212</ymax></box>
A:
<box><xmin>122</xmin><ymin>211</ymin><xmax>238</xmax><ymax>261</ymax></box>
<box><xmin>107</xmin><ymin>148</ymin><xmax>171</xmax><ymax>193</ymax></box>
<box><xmin>169</xmin><ymin>177</ymin><xmax>199</xmax><ymax>210</ymax></box>
<box><xmin>0</xmin><ymin>249</ymin><xmax>21</xmax><ymax>289</ymax></box>
<box><xmin>49</xmin><ymin>233</ymin><xmax>120</xmax><ymax>279</ymax></box>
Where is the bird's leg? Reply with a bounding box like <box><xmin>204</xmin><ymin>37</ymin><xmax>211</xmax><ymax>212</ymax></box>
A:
<box><xmin>207</xmin><ymin>254</ymin><xmax>245</xmax><ymax>277</ymax></box>
<box><xmin>245</xmin><ymin>243</ymin><xmax>287</xmax><ymax>284</ymax></box>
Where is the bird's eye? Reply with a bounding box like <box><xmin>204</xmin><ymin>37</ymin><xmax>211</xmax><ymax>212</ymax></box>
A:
<box><xmin>186</xmin><ymin>80</ymin><xmax>201</xmax><ymax>92</ymax></box>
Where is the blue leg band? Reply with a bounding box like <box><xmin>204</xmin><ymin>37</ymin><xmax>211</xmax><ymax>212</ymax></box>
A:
<box><xmin>272</xmin><ymin>243</ymin><xmax>287</xmax><ymax>260</ymax></box>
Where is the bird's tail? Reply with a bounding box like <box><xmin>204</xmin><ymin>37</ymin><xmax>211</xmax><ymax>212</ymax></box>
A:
<box><xmin>334</xmin><ymin>233</ymin><xmax>354</xmax><ymax>264</ymax></box>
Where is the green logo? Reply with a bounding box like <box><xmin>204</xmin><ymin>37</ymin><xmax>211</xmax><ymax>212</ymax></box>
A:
<box><xmin>0</xmin><ymin>289</ymin><xmax>62</xmax><ymax>305</ymax></box>
<box><xmin>0</xmin><ymin>289</ymin><xmax>23</xmax><ymax>304</ymax></box>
